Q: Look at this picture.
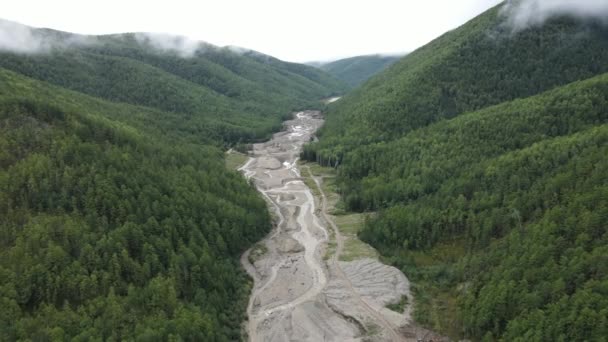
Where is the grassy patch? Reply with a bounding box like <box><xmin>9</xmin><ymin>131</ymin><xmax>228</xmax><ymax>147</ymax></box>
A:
<box><xmin>324</xmin><ymin>240</ymin><xmax>337</xmax><ymax>260</ymax></box>
<box><xmin>300</xmin><ymin>161</ymin><xmax>338</xmax><ymax>192</ymax></box>
<box><xmin>225</xmin><ymin>151</ymin><xmax>249</xmax><ymax>170</ymax></box>
<box><xmin>303</xmin><ymin>161</ymin><xmax>336</xmax><ymax>177</ymax></box>
<box><xmin>333</xmin><ymin>213</ymin><xmax>377</xmax><ymax>261</ymax></box>
<box><xmin>302</xmin><ymin>176</ymin><xmax>321</xmax><ymax>197</ymax></box>
<box><xmin>318</xmin><ymin>174</ymin><xmax>341</xmax><ymax>207</ymax></box>
<box><xmin>333</xmin><ymin>213</ymin><xmax>365</xmax><ymax>235</ymax></box>
<box><xmin>341</xmin><ymin>237</ymin><xmax>378</xmax><ymax>261</ymax></box>
<box><xmin>248</xmin><ymin>243</ymin><xmax>268</xmax><ymax>264</ymax></box>
<box><xmin>301</xmin><ymin>160</ymin><xmax>379</xmax><ymax>262</ymax></box>
<box><xmin>386</xmin><ymin>295</ymin><xmax>409</xmax><ymax>313</ymax></box>
<box><xmin>363</xmin><ymin>321</ymin><xmax>381</xmax><ymax>338</ymax></box>
<box><xmin>324</xmin><ymin>220</ymin><xmax>337</xmax><ymax>260</ymax></box>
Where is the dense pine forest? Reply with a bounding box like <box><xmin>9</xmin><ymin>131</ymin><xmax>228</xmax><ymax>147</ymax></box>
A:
<box><xmin>303</xmin><ymin>4</ymin><xmax>608</xmax><ymax>340</ymax></box>
<box><xmin>0</xmin><ymin>22</ymin><xmax>345</xmax><ymax>340</ymax></box>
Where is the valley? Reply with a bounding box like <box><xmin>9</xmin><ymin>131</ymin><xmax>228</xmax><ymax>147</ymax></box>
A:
<box><xmin>238</xmin><ymin>111</ymin><xmax>441</xmax><ymax>341</ymax></box>
<box><xmin>2</xmin><ymin>1</ymin><xmax>607</xmax><ymax>340</ymax></box>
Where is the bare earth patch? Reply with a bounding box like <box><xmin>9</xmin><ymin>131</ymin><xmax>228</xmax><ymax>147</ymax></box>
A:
<box><xmin>240</xmin><ymin>111</ymin><xmax>444</xmax><ymax>342</ymax></box>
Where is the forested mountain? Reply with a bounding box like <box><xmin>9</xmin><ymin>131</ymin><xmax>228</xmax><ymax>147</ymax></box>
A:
<box><xmin>318</xmin><ymin>54</ymin><xmax>401</xmax><ymax>88</ymax></box>
<box><xmin>303</xmin><ymin>3</ymin><xmax>608</xmax><ymax>340</ymax></box>
<box><xmin>0</xmin><ymin>20</ymin><xmax>346</xmax><ymax>145</ymax></box>
<box><xmin>0</xmin><ymin>21</ymin><xmax>344</xmax><ymax>340</ymax></box>
<box><xmin>307</xmin><ymin>6</ymin><xmax>608</xmax><ymax>163</ymax></box>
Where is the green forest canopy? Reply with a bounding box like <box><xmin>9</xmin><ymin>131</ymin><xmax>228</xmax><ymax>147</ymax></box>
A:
<box><xmin>0</xmin><ymin>23</ymin><xmax>345</xmax><ymax>341</ymax></box>
<box><xmin>303</xmin><ymin>4</ymin><xmax>608</xmax><ymax>341</ymax></box>
<box><xmin>0</xmin><ymin>24</ymin><xmax>346</xmax><ymax>145</ymax></box>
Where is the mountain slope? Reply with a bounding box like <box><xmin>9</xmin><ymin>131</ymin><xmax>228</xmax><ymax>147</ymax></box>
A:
<box><xmin>0</xmin><ymin>67</ymin><xmax>274</xmax><ymax>340</ymax></box>
<box><xmin>363</xmin><ymin>117</ymin><xmax>608</xmax><ymax>340</ymax></box>
<box><xmin>0</xmin><ymin>21</ymin><xmax>345</xmax><ymax>341</ymax></box>
<box><xmin>323</xmin><ymin>74</ymin><xmax>608</xmax><ymax>212</ymax></box>
<box><xmin>302</xmin><ymin>4</ymin><xmax>608</xmax><ymax>340</ymax></box>
<box><xmin>308</xmin><ymin>6</ymin><xmax>608</xmax><ymax>163</ymax></box>
<box><xmin>0</xmin><ymin>21</ymin><xmax>347</xmax><ymax>144</ymax></box>
<box><xmin>320</xmin><ymin>54</ymin><xmax>401</xmax><ymax>87</ymax></box>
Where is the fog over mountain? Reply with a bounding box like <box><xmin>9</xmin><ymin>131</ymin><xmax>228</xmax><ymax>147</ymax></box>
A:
<box><xmin>504</xmin><ymin>0</ymin><xmax>608</xmax><ymax>31</ymax></box>
<box><xmin>0</xmin><ymin>19</ymin><xmax>96</xmax><ymax>53</ymax></box>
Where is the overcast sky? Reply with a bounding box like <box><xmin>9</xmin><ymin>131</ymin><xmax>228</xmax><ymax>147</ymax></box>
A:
<box><xmin>2</xmin><ymin>0</ymin><xmax>504</xmax><ymax>62</ymax></box>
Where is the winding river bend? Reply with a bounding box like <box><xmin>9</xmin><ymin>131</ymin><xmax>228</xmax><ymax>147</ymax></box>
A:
<box><xmin>239</xmin><ymin>111</ymin><xmax>435</xmax><ymax>341</ymax></box>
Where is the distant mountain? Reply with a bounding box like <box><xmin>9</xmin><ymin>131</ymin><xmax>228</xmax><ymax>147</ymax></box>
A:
<box><xmin>0</xmin><ymin>20</ymin><xmax>346</xmax><ymax>144</ymax></box>
<box><xmin>303</xmin><ymin>3</ymin><xmax>608</xmax><ymax>340</ymax></box>
<box><xmin>317</xmin><ymin>54</ymin><xmax>402</xmax><ymax>88</ymax></box>
<box><xmin>305</xmin><ymin>61</ymin><xmax>325</xmax><ymax>68</ymax></box>
<box><xmin>0</xmin><ymin>20</ymin><xmax>345</xmax><ymax>341</ymax></box>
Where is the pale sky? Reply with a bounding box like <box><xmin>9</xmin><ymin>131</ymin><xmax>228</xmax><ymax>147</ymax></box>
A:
<box><xmin>2</xmin><ymin>0</ymin><xmax>504</xmax><ymax>62</ymax></box>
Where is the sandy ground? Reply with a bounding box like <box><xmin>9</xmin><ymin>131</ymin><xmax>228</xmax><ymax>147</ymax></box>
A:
<box><xmin>239</xmin><ymin>111</ymin><xmax>442</xmax><ymax>341</ymax></box>
<box><xmin>324</xmin><ymin>96</ymin><xmax>342</xmax><ymax>104</ymax></box>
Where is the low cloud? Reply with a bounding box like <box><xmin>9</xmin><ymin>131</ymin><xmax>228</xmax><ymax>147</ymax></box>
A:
<box><xmin>503</xmin><ymin>0</ymin><xmax>608</xmax><ymax>31</ymax></box>
<box><xmin>0</xmin><ymin>21</ymin><xmax>209</xmax><ymax>58</ymax></box>
<box><xmin>0</xmin><ymin>19</ymin><xmax>97</xmax><ymax>54</ymax></box>
<box><xmin>134</xmin><ymin>33</ymin><xmax>207</xmax><ymax>57</ymax></box>
<box><xmin>0</xmin><ymin>19</ymin><xmax>50</xmax><ymax>53</ymax></box>
<box><xmin>225</xmin><ymin>45</ymin><xmax>252</xmax><ymax>55</ymax></box>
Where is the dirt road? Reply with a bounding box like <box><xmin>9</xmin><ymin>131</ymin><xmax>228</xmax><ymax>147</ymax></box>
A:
<box><xmin>306</xmin><ymin>166</ymin><xmax>406</xmax><ymax>341</ymax></box>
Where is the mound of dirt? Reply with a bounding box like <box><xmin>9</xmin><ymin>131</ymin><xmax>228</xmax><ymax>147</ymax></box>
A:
<box><xmin>276</xmin><ymin>236</ymin><xmax>305</xmax><ymax>254</ymax></box>
<box><xmin>257</xmin><ymin>156</ymin><xmax>282</xmax><ymax>169</ymax></box>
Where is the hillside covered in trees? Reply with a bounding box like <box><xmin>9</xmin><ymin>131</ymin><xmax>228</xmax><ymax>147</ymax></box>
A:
<box><xmin>317</xmin><ymin>54</ymin><xmax>401</xmax><ymax>88</ymax></box>
<box><xmin>303</xmin><ymin>3</ymin><xmax>608</xmax><ymax>340</ymax></box>
<box><xmin>0</xmin><ymin>22</ymin><xmax>345</xmax><ymax>341</ymax></box>
<box><xmin>0</xmin><ymin>20</ymin><xmax>346</xmax><ymax>145</ymax></box>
